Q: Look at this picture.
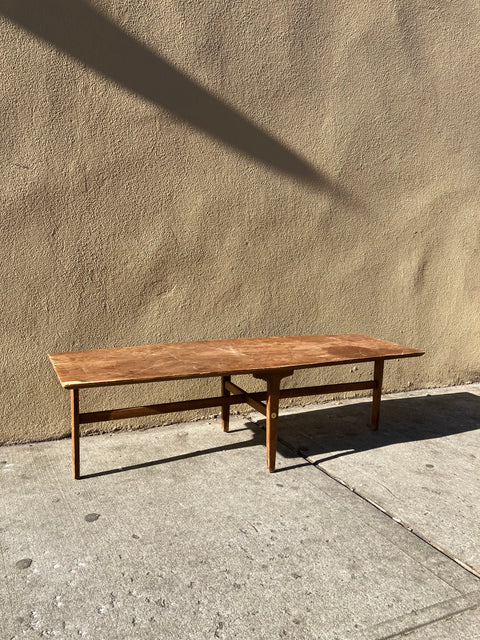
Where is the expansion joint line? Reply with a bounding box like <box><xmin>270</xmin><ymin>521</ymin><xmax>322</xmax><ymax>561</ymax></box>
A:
<box><xmin>272</xmin><ymin>431</ymin><xmax>480</xmax><ymax>582</ymax></box>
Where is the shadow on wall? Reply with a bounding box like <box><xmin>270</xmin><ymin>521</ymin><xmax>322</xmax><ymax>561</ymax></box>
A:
<box><xmin>1</xmin><ymin>0</ymin><xmax>335</xmax><ymax>191</ymax></box>
<box><xmin>248</xmin><ymin>392</ymin><xmax>480</xmax><ymax>463</ymax></box>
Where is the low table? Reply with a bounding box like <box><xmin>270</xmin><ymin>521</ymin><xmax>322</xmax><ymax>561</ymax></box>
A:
<box><xmin>48</xmin><ymin>334</ymin><xmax>424</xmax><ymax>478</ymax></box>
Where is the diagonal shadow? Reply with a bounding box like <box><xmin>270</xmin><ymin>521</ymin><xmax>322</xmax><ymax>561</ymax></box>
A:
<box><xmin>80</xmin><ymin>422</ymin><xmax>315</xmax><ymax>478</ymax></box>
<box><xmin>80</xmin><ymin>427</ymin><xmax>266</xmax><ymax>479</ymax></box>
<box><xmin>74</xmin><ymin>393</ymin><xmax>480</xmax><ymax>479</ymax></box>
<box><xmin>248</xmin><ymin>392</ymin><xmax>480</xmax><ymax>463</ymax></box>
<box><xmin>80</xmin><ymin>422</ymin><xmax>310</xmax><ymax>479</ymax></box>
<box><xmin>1</xmin><ymin>0</ymin><xmax>339</xmax><ymax>190</ymax></box>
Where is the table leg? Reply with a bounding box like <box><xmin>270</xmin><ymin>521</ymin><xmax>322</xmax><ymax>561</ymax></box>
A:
<box><xmin>254</xmin><ymin>371</ymin><xmax>292</xmax><ymax>473</ymax></box>
<box><xmin>221</xmin><ymin>375</ymin><xmax>231</xmax><ymax>432</ymax></box>
<box><xmin>265</xmin><ymin>376</ymin><xmax>281</xmax><ymax>472</ymax></box>
<box><xmin>71</xmin><ymin>388</ymin><xmax>80</xmax><ymax>479</ymax></box>
<box><xmin>371</xmin><ymin>359</ymin><xmax>384</xmax><ymax>431</ymax></box>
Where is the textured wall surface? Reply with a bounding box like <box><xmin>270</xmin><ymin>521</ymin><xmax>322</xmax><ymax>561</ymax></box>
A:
<box><xmin>1</xmin><ymin>0</ymin><xmax>479</xmax><ymax>443</ymax></box>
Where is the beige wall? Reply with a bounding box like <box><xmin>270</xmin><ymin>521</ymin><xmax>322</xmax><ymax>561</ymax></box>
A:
<box><xmin>1</xmin><ymin>0</ymin><xmax>479</xmax><ymax>444</ymax></box>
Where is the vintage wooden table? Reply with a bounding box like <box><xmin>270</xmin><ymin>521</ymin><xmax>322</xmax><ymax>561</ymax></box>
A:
<box><xmin>48</xmin><ymin>334</ymin><xmax>424</xmax><ymax>478</ymax></box>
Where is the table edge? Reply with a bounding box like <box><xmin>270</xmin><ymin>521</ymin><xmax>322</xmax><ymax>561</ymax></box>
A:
<box><xmin>54</xmin><ymin>350</ymin><xmax>425</xmax><ymax>390</ymax></box>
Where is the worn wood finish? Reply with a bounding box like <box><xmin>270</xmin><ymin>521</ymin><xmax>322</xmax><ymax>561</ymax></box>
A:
<box><xmin>371</xmin><ymin>359</ymin><xmax>385</xmax><ymax>430</ymax></box>
<box><xmin>70</xmin><ymin>388</ymin><xmax>80</xmax><ymax>480</ymax></box>
<box><xmin>49</xmin><ymin>335</ymin><xmax>424</xmax><ymax>478</ymax></box>
<box><xmin>48</xmin><ymin>334</ymin><xmax>424</xmax><ymax>389</ymax></box>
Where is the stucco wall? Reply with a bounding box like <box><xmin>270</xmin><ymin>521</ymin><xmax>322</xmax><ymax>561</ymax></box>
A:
<box><xmin>1</xmin><ymin>0</ymin><xmax>479</xmax><ymax>444</ymax></box>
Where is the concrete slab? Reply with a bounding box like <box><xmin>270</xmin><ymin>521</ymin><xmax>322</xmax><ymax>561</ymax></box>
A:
<box><xmin>1</xmin><ymin>406</ymin><xmax>480</xmax><ymax>639</ymax></box>
<box><xmin>264</xmin><ymin>383</ymin><xmax>480</xmax><ymax>578</ymax></box>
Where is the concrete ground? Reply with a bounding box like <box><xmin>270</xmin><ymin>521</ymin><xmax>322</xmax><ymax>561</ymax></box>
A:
<box><xmin>1</xmin><ymin>383</ymin><xmax>480</xmax><ymax>639</ymax></box>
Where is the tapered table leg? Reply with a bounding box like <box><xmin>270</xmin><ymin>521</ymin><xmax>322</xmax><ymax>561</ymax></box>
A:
<box><xmin>254</xmin><ymin>370</ymin><xmax>293</xmax><ymax>473</ymax></box>
<box><xmin>265</xmin><ymin>377</ymin><xmax>281</xmax><ymax>472</ymax></box>
<box><xmin>371</xmin><ymin>359</ymin><xmax>384</xmax><ymax>431</ymax></box>
<box><xmin>221</xmin><ymin>375</ymin><xmax>231</xmax><ymax>432</ymax></box>
<box><xmin>71</xmin><ymin>388</ymin><xmax>80</xmax><ymax>479</ymax></box>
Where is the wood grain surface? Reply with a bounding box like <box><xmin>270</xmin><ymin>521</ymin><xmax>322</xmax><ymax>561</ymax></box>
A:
<box><xmin>49</xmin><ymin>334</ymin><xmax>423</xmax><ymax>389</ymax></box>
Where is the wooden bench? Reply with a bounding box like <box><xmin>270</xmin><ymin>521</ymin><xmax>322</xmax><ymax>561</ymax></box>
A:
<box><xmin>48</xmin><ymin>334</ymin><xmax>424</xmax><ymax>478</ymax></box>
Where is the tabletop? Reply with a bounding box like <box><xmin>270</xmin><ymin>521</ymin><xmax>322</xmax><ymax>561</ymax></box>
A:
<box><xmin>48</xmin><ymin>334</ymin><xmax>424</xmax><ymax>389</ymax></box>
